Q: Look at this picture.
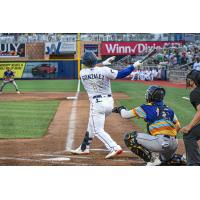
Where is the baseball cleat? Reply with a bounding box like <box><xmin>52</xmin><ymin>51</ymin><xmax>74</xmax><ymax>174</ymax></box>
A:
<box><xmin>146</xmin><ymin>157</ymin><xmax>162</xmax><ymax>166</ymax></box>
<box><xmin>105</xmin><ymin>145</ymin><xmax>123</xmax><ymax>159</ymax></box>
<box><xmin>70</xmin><ymin>147</ymin><xmax>90</xmax><ymax>155</ymax></box>
<box><xmin>16</xmin><ymin>91</ymin><xmax>21</xmax><ymax>94</ymax></box>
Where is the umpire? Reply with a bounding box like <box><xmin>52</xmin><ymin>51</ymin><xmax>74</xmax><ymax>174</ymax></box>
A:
<box><xmin>181</xmin><ymin>70</ymin><xmax>200</xmax><ymax>165</ymax></box>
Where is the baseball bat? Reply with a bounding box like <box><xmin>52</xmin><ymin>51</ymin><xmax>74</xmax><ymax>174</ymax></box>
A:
<box><xmin>111</xmin><ymin>48</ymin><xmax>157</xmax><ymax>66</ymax></box>
<box><xmin>140</xmin><ymin>48</ymin><xmax>157</xmax><ymax>63</ymax></box>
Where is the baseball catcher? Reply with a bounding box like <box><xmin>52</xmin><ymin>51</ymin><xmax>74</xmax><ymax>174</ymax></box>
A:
<box><xmin>113</xmin><ymin>85</ymin><xmax>186</xmax><ymax>166</ymax></box>
<box><xmin>0</xmin><ymin>67</ymin><xmax>20</xmax><ymax>94</ymax></box>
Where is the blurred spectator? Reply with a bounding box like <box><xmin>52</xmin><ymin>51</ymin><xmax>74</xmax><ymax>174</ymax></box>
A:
<box><xmin>131</xmin><ymin>69</ymin><xmax>154</xmax><ymax>81</ymax></box>
<box><xmin>0</xmin><ymin>33</ymin><xmax>77</xmax><ymax>43</ymax></box>
<box><xmin>152</xmin><ymin>68</ymin><xmax>158</xmax><ymax>79</ymax></box>
<box><xmin>180</xmin><ymin>52</ymin><xmax>188</xmax><ymax>64</ymax></box>
<box><xmin>157</xmin><ymin>68</ymin><xmax>162</xmax><ymax>80</ymax></box>
<box><xmin>188</xmin><ymin>51</ymin><xmax>193</xmax><ymax>63</ymax></box>
<box><xmin>150</xmin><ymin>43</ymin><xmax>200</xmax><ymax>69</ymax></box>
<box><xmin>131</xmin><ymin>70</ymin><xmax>139</xmax><ymax>80</ymax></box>
<box><xmin>193</xmin><ymin>57</ymin><xmax>200</xmax><ymax>71</ymax></box>
<box><xmin>0</xmin><ymin>33</ymin><xmax>187</xmax><ymax>43</ymax></box>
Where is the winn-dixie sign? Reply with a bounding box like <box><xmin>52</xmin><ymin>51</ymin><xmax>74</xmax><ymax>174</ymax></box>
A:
<box><xmin>101</xmin><ymin>41</ymin><xmax>184</xmax><ymax>55</ymax></box>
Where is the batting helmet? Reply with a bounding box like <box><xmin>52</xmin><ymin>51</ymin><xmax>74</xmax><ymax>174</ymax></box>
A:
<box><xmin>186</xmin><ymin>70</ymin><xmax>200</xmax><ymax>87</ymax></box>
<box><xmin>146</xmin><ymin>85</ymin><xmax>166</xmax><ymax>103</ymax></box>
<box><xmin>82</xmin><ymin>52</ymin><xmax>97</xmax><ymax>68</ymax></box>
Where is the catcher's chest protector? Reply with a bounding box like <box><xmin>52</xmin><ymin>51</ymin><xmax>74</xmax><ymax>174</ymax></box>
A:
<box><xmin>141</xmin><ymin>104</ymin><xmax>175</xmax><ymax>135</ymax></box>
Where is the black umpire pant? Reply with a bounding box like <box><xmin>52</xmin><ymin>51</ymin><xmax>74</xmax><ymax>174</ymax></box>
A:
<box><xmin>183</xmin><ymin>124</ymin><xmax>200</xmax><ymax>166</ymax></box>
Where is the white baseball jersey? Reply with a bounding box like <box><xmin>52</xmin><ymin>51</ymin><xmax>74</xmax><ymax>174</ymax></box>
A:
<box><xmin>80</xmin><ymin>66</ymin><xmax>118</xmax><ymax>98</ymax></box>
<box><xmin>193</xmin><ymin>62</ymin><xmax>200</xmax><ymax>71</ymax></box>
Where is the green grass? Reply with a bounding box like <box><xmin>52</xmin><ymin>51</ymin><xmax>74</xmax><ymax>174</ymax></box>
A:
<box><xmin>1</xmin><ymin>80</ymin><xmax>78</xmax><ymax>92</ymax></box>
<box><xmin>110</xmin><ymin>81</ymin><xmax>195</xmax><ymax>138</ymax></box>
<box><xmin>0</xmin><ymin>101</ymin><xmax>59</xmax><ymax>139</ymax></box>
<box><xmin>80</xmin><ymin>80</ymin><xmax>195</xmax><ymax>138</ymax></box>
<box><xmin>0</xmin><ymin>80</ymin><xmax>195</xmax><ymax>139</ymax></box>
<box><xmin>0</xmin><ymin>80</ymin><xmax>79</xmax><ymax>139</ymax></box>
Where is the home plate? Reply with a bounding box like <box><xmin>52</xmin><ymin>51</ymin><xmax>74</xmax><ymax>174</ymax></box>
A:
<box><xmin>43</xmin><ymin>157</ymin><xmax>71</xmax><ymax>161</ymax></box>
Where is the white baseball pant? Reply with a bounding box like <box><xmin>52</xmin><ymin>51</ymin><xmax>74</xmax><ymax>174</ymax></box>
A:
<box><xmin>87</xmin><ymin>96</ymin><xmax>118</xmax><ymax>150</ymax></box>
<box><xmin>0</xmin><ymin>80</ymin><xmax>19</xmax><ymax>91</ymax></box>
<box><xmin>136</xmin><ymin>133</ymin><xmax>178</xmax><ymax>161</ymax></box>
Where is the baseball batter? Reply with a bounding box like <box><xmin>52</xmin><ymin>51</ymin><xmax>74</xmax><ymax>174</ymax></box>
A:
<box><xmin>0</xmin><ymin>67</ymin><xmax>20</xmax><ymax>94</ymax></box>
<box><xmin>113</xmin><ymin>85</ymin><xmax>186</xmax><ymax>166</ymax></box>
<box><xmin>71</xmin><ymin>52</ymin><xmax>142</xmax><ymax>159</ymax></box>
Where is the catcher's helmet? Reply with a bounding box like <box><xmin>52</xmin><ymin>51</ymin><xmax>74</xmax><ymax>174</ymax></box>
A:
<box><xmin>146</xmin><ymin>85</ymin><xmax>166</xmax><ymax>103</ymax></box>
<box><xmin>82</xmin><ymin>52</ymin><xmax>97</xmax><ymax>67</ymax></box>
<box><xmin>186</xmin><ymin>70</ymin><xmax>200</xmax><ymax>87</ymax></box>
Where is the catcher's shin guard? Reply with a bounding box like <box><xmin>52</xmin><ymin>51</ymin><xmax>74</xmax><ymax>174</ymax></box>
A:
<box><xmin>124</xmin><ymin>131</ymin><xmax>152</xmax><ymax>162</ymax></box>
<box><xmin>80</xmin><ymin>131</ymin><xmax>93</xmax><ymax>151</ymax></box>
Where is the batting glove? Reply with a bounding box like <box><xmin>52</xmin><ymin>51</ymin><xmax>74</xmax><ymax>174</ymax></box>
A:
<box><xmin>134</xmin><ymin>60</ymin><xmax>143</xmax><ymax>68</ymax></box>
<box><xmin>102</xmin><ymin>56</ymin><xmax>116</xmax><ymax>65</ymax></box>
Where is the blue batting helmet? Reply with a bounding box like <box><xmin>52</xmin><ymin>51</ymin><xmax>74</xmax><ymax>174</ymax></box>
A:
<box><xmin>82</xmin><ymin>52</ymin><xmax>97</xmax><ymax>67</ymax></box>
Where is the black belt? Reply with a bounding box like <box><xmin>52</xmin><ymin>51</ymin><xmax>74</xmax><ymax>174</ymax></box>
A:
<box><xmin>163</xmin><ymin>135</ymin><xmax>176</xmax><ymax>139</ymax></box>
<box><xmin>93</xmin><ymin>94</ymin><xmax>112</xmax><ymax>99</ymax></box>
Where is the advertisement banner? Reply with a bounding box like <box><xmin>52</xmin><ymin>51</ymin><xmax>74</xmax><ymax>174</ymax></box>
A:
<box><xmin>45</xmin><ymin>42</ymin><xmax>76</xmax><ymax>55</ymax></box>
<box><xmin>0</xmin><ymin>43</ymin><xmax>25</xmax><ymax>57</ymax></box>
<box><xmin>24</xmin><ymin>62</ymin><xmax>58</xmax><ymax>78</ymax></box>
<box><xmin>101</xmin><ymin>41</ymin><xmax>184</xmax><ymax>55</ymax></box>
<box><xmin>0</xmin><ymin>62</ymin><xmax>26</xmax><ymax>78</ymax></box>
<box><xmin>84</xmin><ymin>44</ymin><xmax>98</xmax><ymax>56</ymax></box>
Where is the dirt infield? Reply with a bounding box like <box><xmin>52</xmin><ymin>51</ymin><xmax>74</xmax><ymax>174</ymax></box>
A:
<box><xmin>0</xmin><ymin>92</ymin><xmax>186</xmax><ymax>166</ymax></box>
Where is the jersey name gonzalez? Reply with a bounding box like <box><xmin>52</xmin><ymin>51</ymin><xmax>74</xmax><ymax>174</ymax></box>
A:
<box><xmin>81</xmin><ymin>73</ymin><xmax>105</xmax><ymax>80</ymax></box>
<box><xmin>80</xmin><ymin>66</ymin><xmax>118</xmax><ymax>98</ymax></box>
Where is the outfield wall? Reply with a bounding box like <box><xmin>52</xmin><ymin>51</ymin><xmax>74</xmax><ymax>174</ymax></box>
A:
<box><xmin>0</xmin><ymin>60</ymin><xmax>78</xmax><ymax>79</ymax></box>
<box><xmin>0</xmin><ymin>40</ymin><xmax>188</xmax><ymax>81</ymax></box>
<box><xmin>168</xmin><ymin>69</ymin><xmax>189</xmax><ymax>82</ymax></box>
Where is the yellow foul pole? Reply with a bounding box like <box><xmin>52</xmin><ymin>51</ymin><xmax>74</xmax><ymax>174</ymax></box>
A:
<box><xmin>77</xmin><ymin>33</ymin><xmax>81</xmax><ymax>79</ymax></box>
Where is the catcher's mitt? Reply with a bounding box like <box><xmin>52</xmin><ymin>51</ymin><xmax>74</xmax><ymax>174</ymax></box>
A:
<box><xmin>112</xmin><ymin>106</ymin><xmax>127</xmax><ymax>113</ymax></box>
